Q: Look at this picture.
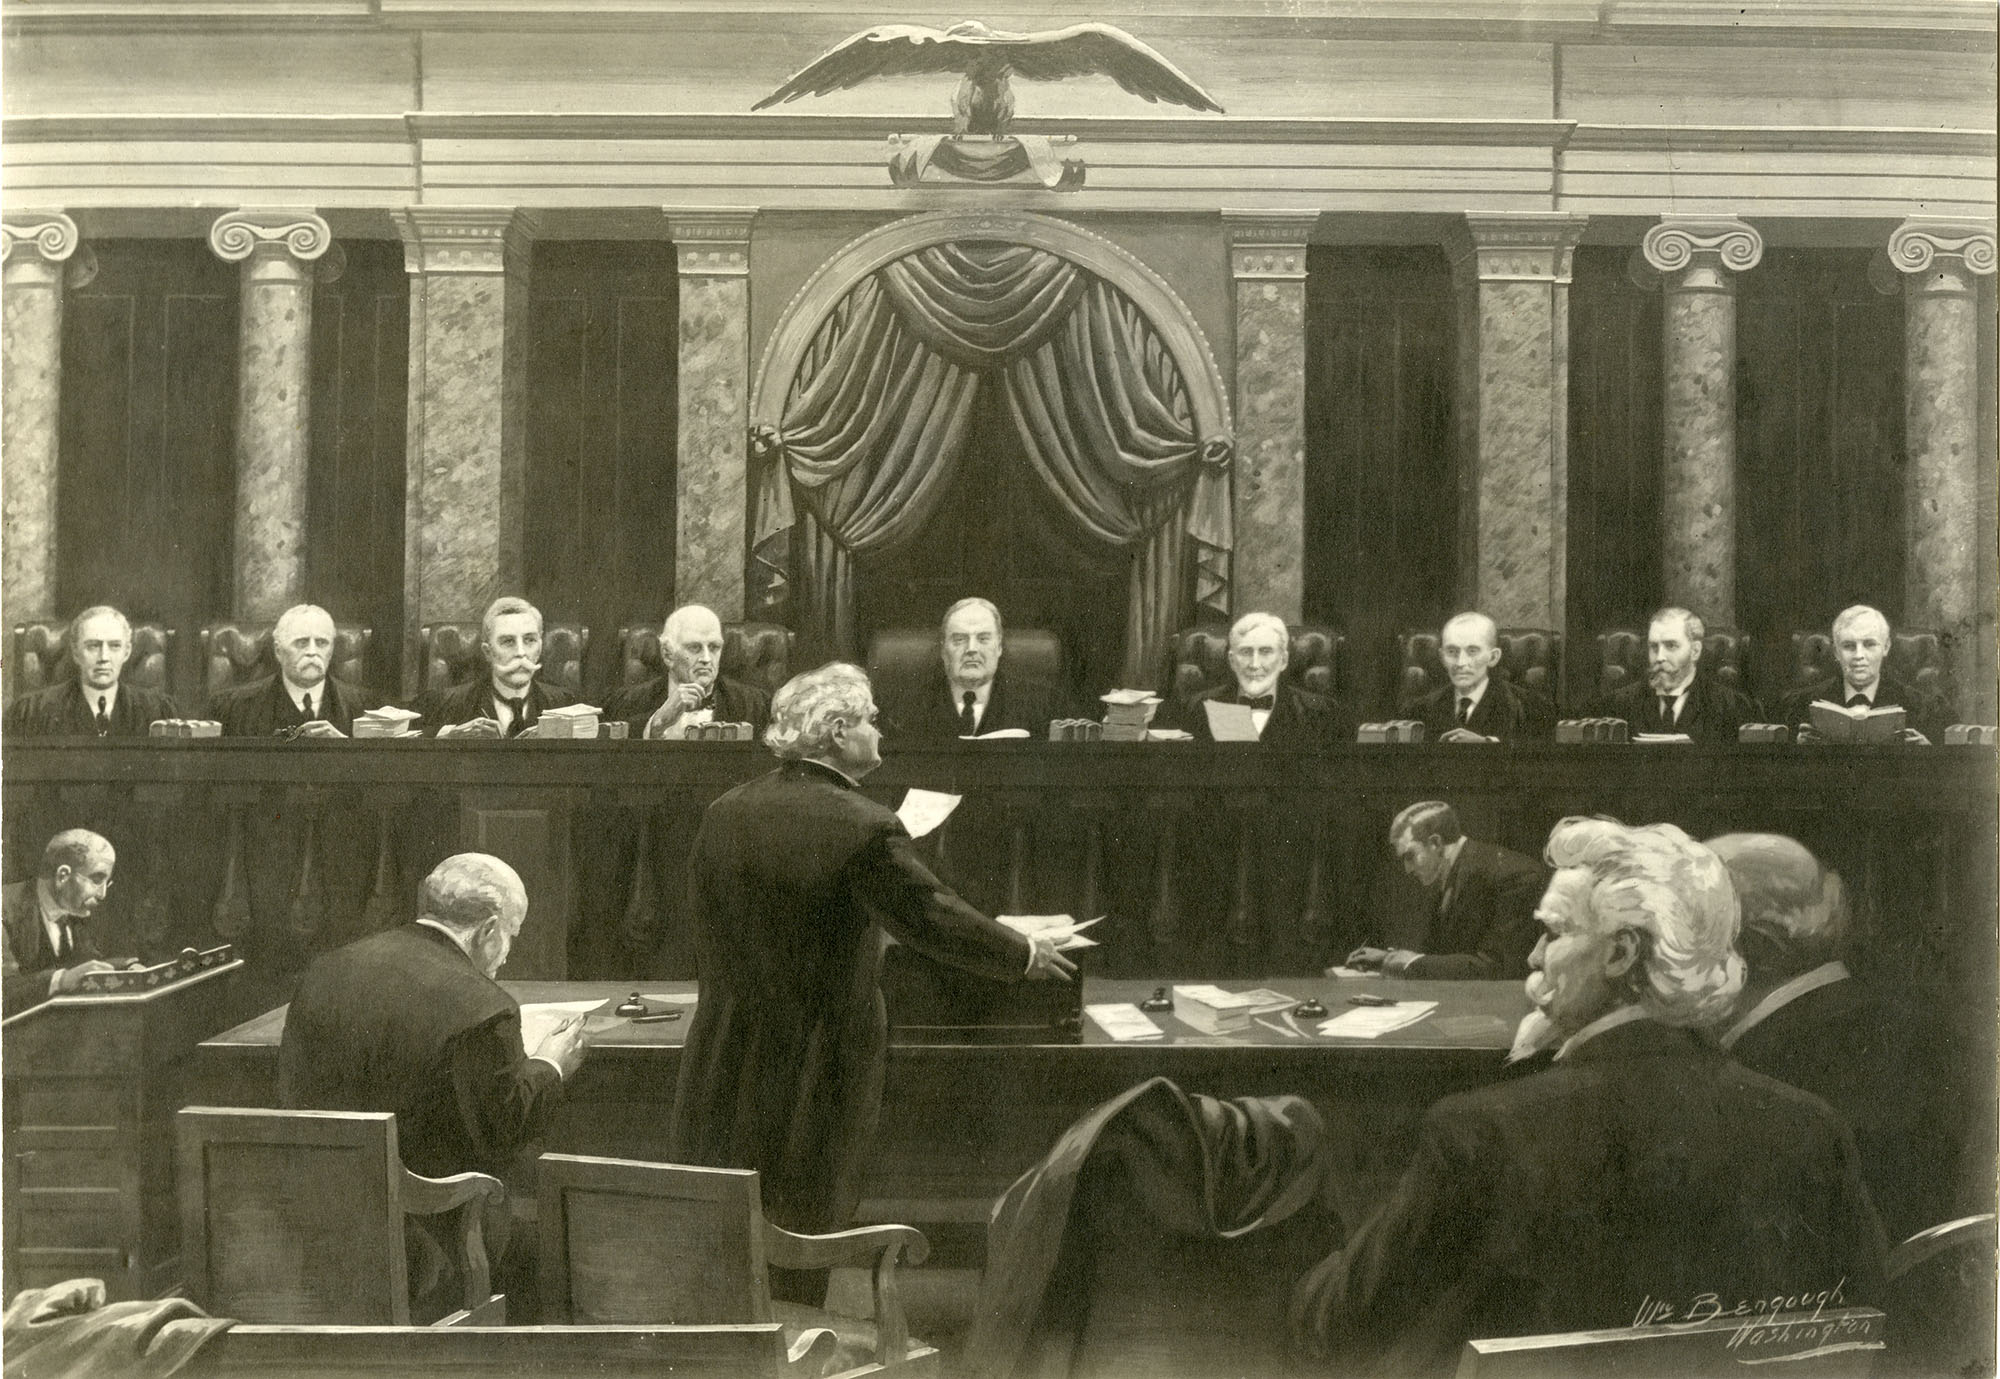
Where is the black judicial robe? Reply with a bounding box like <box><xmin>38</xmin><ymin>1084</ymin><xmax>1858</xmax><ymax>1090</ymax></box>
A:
<box><xmin>279</xmin><ymin>923</ymin><xmax>564</xmax><ymax>1179</ymax></box>
<box><xmin>3</xmin><ymin>679</ymin><xmax>181</xmax><ymax>739</ymax></box>
<box><xmin>669</xmin><ymin>759</ymin><xmax>1031</xmax><ymax>1233</ymax></box>
<box><xmin>880</xmin><ymin>668</ymin><xmax>1061</xmax><ymax>742</ymax></box>
<box><xmin>1778</xmin><ymin>672</ymin><xmax>1953</xmax><ymax>743</ymax></box>
<box><xmin>603</xmin><ymin>673</ymin><xmax>771</xmax><ymax>737</ymax></box>
<box><xmin>414</xmin><ymin>677</ymin><xmax>577</xmax><ymax>737</ymax></box>
<box><xmin>1411</xmin><ymin>678</ymin><xmax>1557</xmax><ymax>742</ymax></box>
<box><xmin>211</xmin><ymin>673</ymin><xmax>368</xmax><ymax>737</ymax></box>
<box><xmin>1</xmin><ymin>880</ymin><xmax>105</xmax><ymax>1018</ymax></box>
<box><xmin>1404</xmin><ymin>839</ymin><xmax>1546</xmax><ymax>981</ymax></box>
<box><xmin>1595</xmin><ymin>672</ymin><xmax>1763</xmax><ymax>744</ymax></box>
<box><xmin>1182</xmin><ymin>680</ymin><xmax>1356</xmax><ymax>749</ymax></box>
<box><xmin>1292</xmin><ymin>1019</ymin><xmax>1886</xmax><ymax>1377</ymax></box>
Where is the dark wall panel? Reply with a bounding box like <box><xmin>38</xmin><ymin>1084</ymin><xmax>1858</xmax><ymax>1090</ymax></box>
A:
<box><xmin>1737</xmin><ymin>250</ymin><xmax>1905</xmax><ymax>640</ymax></box>
<box><xmin>57</xmin><ymin>240</ymin><xmax>238</xmax><ymax>687</ymax></box>
<box><xmin>526</xmin><ymin>242</ymin><xmax>678</xmax><ymax>694</ymax></box>
<box><xmin>1566</xmin><ymin>245</ymin><xmax>1665</xmax><ymax>693</ymax></box>
<box><xmin>307</xmin><ymin>239</ymin><xmax>408</xmax><ymax>700</ymax></box>
<box><xmin>1304</xmin><ymin>245</ymin><xmax>1458</xmax><ymax>718</ymax></box>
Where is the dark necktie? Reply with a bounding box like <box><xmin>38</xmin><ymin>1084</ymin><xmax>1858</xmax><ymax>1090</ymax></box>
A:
<box><xmin>959</xmin><ymin>691</ymin><xmax>977</xmax><ymax>735</ymax></box>
<box><xmin>1846</xmin><ymin>695</ymin><xmax>1869</xmax><ymax>710</ymax></box>
<box><xmin>1658</xmin><ymin>694</ymin><xmax>1675</xmax><ymax>729</ymax></box>
<box><xmin>300</xmin><ymin>692</ymin><xmax>315</xmax><ymax>722</ymax></box>
<box><xmin>93</xmin><ymin>695</ymin><xmax>111</xmax><ymax>736</ymax></box>
<box><xmin>501</xmin><ymin>695</ymin><xmax>529</xmax><ymax>738</ymax></box>
<box><xmin>1240</xmin><ymin>694</ymin><xmax>1275</xmax><ymax>711</ymax></box>
<box><xmin>1456</xmin><ymin>696</ymin><xmax>1472</xmax><ymax>726</ymax></box>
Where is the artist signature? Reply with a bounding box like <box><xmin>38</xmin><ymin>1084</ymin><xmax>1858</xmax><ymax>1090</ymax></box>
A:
<box><xmin>1630</xmin><ymin>1277</ymin><xmax>1849</xmax><ymax>1329</ymax></box>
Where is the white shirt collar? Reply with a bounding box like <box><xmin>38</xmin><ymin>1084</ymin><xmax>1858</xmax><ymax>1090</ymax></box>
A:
<box><xmin>1841</xmin><ymin>678</ymin><xmax>1877</xmax><ymax>704</ymax></box>
<box><xmin>1553</xmin><ymin>1004</ymin><xmax>1653</xmax><ymax>1061</ymax></box>
<box><xmin>281</xmin><ymin>675</ymin><xmax>322</xmax><ymax>714</ymax></box>
<box><xmin>81</xmin><ymin>682</ymin><xmax>119</xmax><ymax>718</ymax></box>
<box><xmin>36</xmin><ymin>882</ymin><xmax>75</xmax><ymax>955</ymax></box>
<box><xmin>1719</xmin><ymin>961</ymin><xmax>1851</xmax><ymax>1049</ymax></box>
<box><xmin>1660</xmin><ymin>669</ymin><xmax>1696</xmax><ymax>706</ymax></box>
<box><xmin>1455</xmin><ymin>677</ymin><xmax>1490</xmax><ymax>714</ymax></box>
<box><xmin>415</xmin><ymin>917</ymin><xmax>476</xmax><ymax>960</ymax></box>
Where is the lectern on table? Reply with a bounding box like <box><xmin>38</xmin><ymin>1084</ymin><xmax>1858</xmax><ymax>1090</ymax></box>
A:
<box><xmin>2</xmin><ymin>952</ymin><xmax>241</xmax><ymax>1300</ymax></box>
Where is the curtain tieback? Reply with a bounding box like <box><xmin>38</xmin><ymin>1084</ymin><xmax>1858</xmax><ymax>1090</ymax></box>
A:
<box><xmin>1198</xmin><ymin>436</ymin><xmax>1233</xmax><ymax>472</ymax></box>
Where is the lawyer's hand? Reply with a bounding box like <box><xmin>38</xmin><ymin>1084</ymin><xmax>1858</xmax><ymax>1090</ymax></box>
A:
<box><xmin>296</xmin><ymin>719</ymin><xmax>346</xmax><ymax>739</ymax></box>
<box><xmin>439</xmin><ymin>717</ymin><xmax>503</xmax><ymax>739</ymax></box>
<box><xmin>1025</xmin><ymin>934</ymin><xmax>1077</xmax><ymax>982</ymax></box>
<box><xmin>531</xmin><ymin>1015</ymin><xmax>590</xmax><ymax>1078</ymax></box>
<box><xmin>1344</xmin><ymin>946</ymin><xmax>1388</xmax><ymax>971</ymax></box>
<box><xmin>52</xmin><ymin>959</ymin><xmax>118</xmax><ymax>993</ymax></box>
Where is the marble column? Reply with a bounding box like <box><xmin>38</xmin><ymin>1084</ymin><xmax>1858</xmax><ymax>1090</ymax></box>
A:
<box><xmin>1888</xmin><ymin>219</ymin><xmax>1997</xmax><ymax>695</ymax></box>
<box><xmin>1</xmin><ymin>212</ymin><xmax>88</xmax><ymax>633</ymax></box>
<box><xmin>1446</xmin><ymin>213</ymin><xmax>1589</xmax><ymax>631</ymax></box>
<box><xmin>209</xmin><ymin>210</ymin><xmax>332</xmax><ymax>621</ymax></box>
<box><xmin>667</xmin><ymin>208</ymin><xmax>757</xmax><ymax>620</ymax></box>
<box><xmin>1223</xmin><ymin>212</ymin><xmax>1316</xmax><ymax>622</ymax></box>
<box><xmin>1641</xmin><ymin>217</ymin><xmax>1763</xmax><ymax>629</ymax></box>
<box><xmin>393</xmin><ymin>208</ymin><xmax>536</xmax><ymax>695</ymax></box>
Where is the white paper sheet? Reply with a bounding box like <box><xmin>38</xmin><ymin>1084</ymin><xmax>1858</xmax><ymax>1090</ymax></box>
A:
<box><xmin>1316</xmin><ymin>1000</ymin><xmax>1439</xmax><ymax>1039</ymax></box>
<box><xmin>999</xmin><ymin>914</ymin><xmax>1103</xmax><ymax>950</ymax></box>
<box><xmin>519</xmin><ymin>999</ymin><xmax>603</xmax><ymax>1052</ymax></box>
<box><xmin>961</xmin><ymin>728</ymin><xmax>1032</xmax><ymax>739</ymax></box>
<box><xmin>1086</xmin><ymin>1003</ymin><xmax>1165</xmax><ymax>1041</ymax></box>
<box><xmin>896</xmin><ymin>788</ymin><xmax>962</xmax><ymax>838</ymax></box>
<box><xmin>1202</xmin><ymin>700</ymin><xmax>1262</xmax><ymax>742</ymax></box>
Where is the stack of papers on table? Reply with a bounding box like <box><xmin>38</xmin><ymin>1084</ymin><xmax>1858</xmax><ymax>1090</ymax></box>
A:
<box><xmin>1632</xmin><ymin>732</ymin><xmax>1694</xmax><ymax>744</ymax></box>
<box><xmin>353</xmin><ymin>706</ymin><xmax>421</xmax><ymax>738</ymax></box>
<box><xmin>534</xmin><ymin>704</ymin><xmax>602</xmax><ymax>739</ymax></box>
<box><xmin>997</xmin><ymin>915</ymin><xmax>1102</xmax><ymax>950</ymax></box>
<box><xmin>1086</xmin><ymin>1004</ymin><xmax>1164</xmax><ymax>1041</ymax></box>
<box><xmin>1172</xmin><ymin>984</ymin><xmax>1298</xmax><ymax>1035</ymax></box>
<box><xmin>1099</xmin><ymin>689</ymin><xmax>1161</xmax><ymax>742</ymax></box>
<box><xmin>1316</xmin><ymin>1001</ymin><xmax>1438</xmax><ymax>1039</ymax></box>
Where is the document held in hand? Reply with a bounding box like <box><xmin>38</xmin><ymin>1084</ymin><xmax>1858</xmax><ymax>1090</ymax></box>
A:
<box><xmin>896</xmin><ymin>788</ymin><xmax>961</xmax><ymax>839</ymax></box>
<box><xmin>518</xmin><ymin>998</ymin><xmax>604</xmax><ymax>1052</ymax></box>
<box><xmin>997</xmin><ymin>914</ymin><xmax>1103</xmax><ymax>950</ymax></box>
<box><xmin>1202</xmin><ymin>700</ymin><xmax>1262</xmax><ymax>742</ymax></box>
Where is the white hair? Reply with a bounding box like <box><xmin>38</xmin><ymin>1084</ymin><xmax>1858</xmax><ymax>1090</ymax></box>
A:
<box><xmin>274</xmin><ymin>603</ymin><xmax>334</xmax><ymax>644</ymax></box>
<box><xmin>481</xmin><ymin>596</ymin><xmax>543</xmax><ymax>642</ymax></box>
<box><xmin>1650</xmin><ymin>606</ymin><xmax>1705</xmax><ymax>644</ymax></box>
<box><xmin>1543</xmin><ymin>817</ymin><xmax>1745</xmax><ymax>1027</ymax></box>
<box><xmin>1706</xmin><ymin>833</ymin><xmax>1849</xmax><ymax>964</ymax></box>
<box><xmin>1832</xmin><ymin>604</ymin><xmax>1890</xmax><ymax>642</ymax></box>
<box><xmin>419</xmin><ymin>853</ymin><xmax>525</xmax><ymax>934</ymax></box>
<box><xmin>1442</xmin><ymin>611</ymin><xmax>1498</xmax><ymax>648</ymax></box>
<box><xmin>663</xmin><ymin>604</ymin><xmax>722</xmax><ymax>646</ymax></box>
<box><xmin>765</xmin><ymin>662</ymin><xmax>873</xmax><ymax>761</ymax></box>
<box><xmin>941</xmin><ymin>598</ymin><xmax>1003</xmax><ymax>642</ymax></box>
<box><xmin>1228</xmin><ymin>611</ymin><xmax>1287</xmax><ymax>647</ymax></box>
<box><xmin>69</xmin><ymin>605</ymin><xmax>132</xmax><ymax>644</ymax></box>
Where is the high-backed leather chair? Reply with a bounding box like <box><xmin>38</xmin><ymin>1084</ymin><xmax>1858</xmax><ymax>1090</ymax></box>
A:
<box><xmin>1596</xmin><ymin>626</ymin><xmax>1746</xmax><ymax>701</ymax></box>
<box><xmin>1401</xmin><ymin>628</ymin><xmax>1562</xmax><ymax>709</ymax></box>
<box><xmin>617</xmin><ymin>622</ymin><xmax>795</xmax><ymax>698</ymax></box>
<box><xmin>420</xmin><ymin>622</ymin><xmax>588</xmax><ymax>697</ymax></box>
<box><xmin>1788</xmin><ymin>627</ymin><xmax>1956</xmax><ymax>710</ymax></box>
<box><xmin>538</xmin><ymin>1153</ymin><xmax>935</xmax><ymax>1376</ymax></box>
<box><xmin>1167</xmin><ymin>624</ymin><xmax>1346</xmax><ymax>709</ymax></box>
<box><xmin>864</xmin><ymin>626</ymin><xmax>1064</xmax><ymax>708</ymax></box>
<box><xmin>177</xmin><ymin>1107</ymin><xmax>505</xmax><ymax>1327</ymax></box>
<box><xmin>9</xmin><ymin>620</ymin><xmax>176</xmax><ymax>703</ymax></box>
<box><xmin>201</xmin><ymin>621</ymin><xmax>373</xmax><ymax>705</ymax></box>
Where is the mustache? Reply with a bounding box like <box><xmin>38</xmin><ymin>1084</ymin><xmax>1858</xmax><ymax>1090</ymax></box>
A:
<box><xmin>494</xmin><ymin>659</ymin><xmax>542</xmax><ymax>673</ymax></box>
<box><xmin>1523</xmin><ymin>971</ymin><xmax>1552</xmax><ymax>1006</ymax></box>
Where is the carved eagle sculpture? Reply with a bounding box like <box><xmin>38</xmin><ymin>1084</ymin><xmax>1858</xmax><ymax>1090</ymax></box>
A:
<box><xmin>752</xmin><ymin>21</ymin><xmax>1224</xmax><ymax>137</ymax></box>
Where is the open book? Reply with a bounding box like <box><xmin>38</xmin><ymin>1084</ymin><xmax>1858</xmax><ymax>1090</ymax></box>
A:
<box><xmin>1808</xmin><ymin>700</ymin><xmax>1906</xmax><ymax>744</ymax></box>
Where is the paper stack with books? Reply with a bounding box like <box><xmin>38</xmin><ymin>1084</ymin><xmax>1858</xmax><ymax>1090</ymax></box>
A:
<box><xmin>1171</xmin><ymin>985</ymin><xmax>1299</xmax><ymax>1035</ymax></box>
<box><xmin>353</xmin><ymin>706</ymin><xmax>422</xmax><ymax>739</ymax></box>
<box><xmin>1099</xmin><ymin>689</ymin><xmax>1162</xmax><ymax>742</ymax></box>
<box><xmin>1809</xmin><ymin>700</ymin><xmax>1905</xmax><ymax>744</ymax></box>
<box><xmin>535</xmin><ymin>704</ymin><xmax>602</xmax><ymax>739</ymax></box>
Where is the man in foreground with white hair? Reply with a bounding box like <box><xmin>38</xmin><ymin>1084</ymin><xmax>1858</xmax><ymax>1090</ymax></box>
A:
<box><xmin>1292</xmin><ymin>817</ymin><xmax>1884</xmax><ymax>1374</ymax></box>
<box><xmin>670</xmin><ymin>661</ymin><xmax>1074</xmax><ymax>1301</ymax></box>
<box><xmin>1708</xmin><ymin>831</ymin><xmax>1959</xmax><ymax>1240</ymax></box>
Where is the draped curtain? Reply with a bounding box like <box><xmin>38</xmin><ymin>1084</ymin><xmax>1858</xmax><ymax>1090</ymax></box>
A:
<box><xmin>750</xmin><ymin>241</ymin><xmax>1232</xmax><ymax>685</ymax></box>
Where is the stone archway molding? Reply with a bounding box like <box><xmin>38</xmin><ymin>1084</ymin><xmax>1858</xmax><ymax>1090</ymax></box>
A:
<box><xmin>750</xmin><ymin>209</ymin><xmax>1232</xmax><ymax>440</ymax></box>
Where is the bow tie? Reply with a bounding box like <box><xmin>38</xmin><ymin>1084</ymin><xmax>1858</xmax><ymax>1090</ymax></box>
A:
<box><xmin>1845</xmin><ymin>695</ymin><xmax>1871</xmax><ymax>709</ymax></box>
<box><xmin>1238</xmin><ymin>694</ymin><xmax>1275</xmax><ymax>711</ymax></box>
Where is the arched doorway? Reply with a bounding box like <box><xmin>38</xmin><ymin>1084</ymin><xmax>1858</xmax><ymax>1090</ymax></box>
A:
<box><xmin>747</xmin><ymin>211</ymin><xmax>1234</xmax><ymax>690</ymax></box>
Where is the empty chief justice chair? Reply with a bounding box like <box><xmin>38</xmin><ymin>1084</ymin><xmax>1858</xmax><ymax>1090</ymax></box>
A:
<box><xmin>1596</xmin><ymin>625</ymin><xmax>1747</xmax><ymax>701</ymax></box>
<box><xmin>9</xmin><ymin>619</ymin><xmax>176</xmax><ymax>703</ymax></box>
<box><xmin>618</xmin><ymin>621</ymin><xmax>795</xmax><ymax>698</ymax></box>
<box><xmin>420</xmin><ymin>621</ymin><xmax>588</xmax><ymax>697</ymax></box>
<box><xmin>201</xmin><ymin>621</ymin><xmax>373</xmax><ymax>703</ymax></box>
<box><xmin>1167</xmin><ymin>624</ymin><xmax>1346</xmax><ymax>706</ymax></box>
<box><xmin>537</xmin><ymin>1153</ymin><xmax>937</xmax><ymax>1377</ymax></box>
<box><xmin>1401</xmin><ymin>628</ymin><xmax>1562</xmax><ymax>710</ymax></box>
<box><xmin>177</xmin><ymin>1107</ymin><xmax>506</xmax><ymax>1327</ymax></box>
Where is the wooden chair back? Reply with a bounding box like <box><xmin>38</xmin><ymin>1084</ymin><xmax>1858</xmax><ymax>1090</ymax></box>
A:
<box><xmin>539</xmin><ymin>1153</ymin><xmax>771</xmax><ymax>1326</ymax></box>
<box><xmin>1457</xmin><ymin>1306</ymin><xmax>1884</xmax><ymax>1378</ymax></box>
<box><xmin>178</xmin><ymin>1108</ymin><xmax>413</xmax><ymax>1324</ymax></box>
<box><xmin>619</xmin><ymin>621</ymin><xmax>795</xmax><ymax>697</ymax></box>
<box><xmin>1402</xmin><ymin>627</ymin><xmax>1562</xmax><ymax>710</ymax></box>
<box><xmin>866</xmin><ymin>625</ymin><xmax>1065</xmax><ymax>709</ymax></box>
<box><xmin>9</xmin><ymin>619</ymin><xmax>176</xmax><ymax>703</ymax></box>
<box><xmin>421</xmin><ymin>620</ymin><xmax>588</xmax><ymax>695</ymax></box>
<box><xmin>1168</xmin><ymin>623</ymin><xmax>1347</xmax><ymax>709</ymax></box>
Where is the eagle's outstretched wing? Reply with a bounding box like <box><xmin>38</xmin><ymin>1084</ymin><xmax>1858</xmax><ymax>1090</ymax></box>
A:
<box><xmin>1001</xmin><ymin>24</ymin><xmax>1223</xmax><ymax>112</ymax></box>
<box><xmin>752</xmin><ymin>25</ymin><xmax>982</xmax><ymax>109</ymax></box>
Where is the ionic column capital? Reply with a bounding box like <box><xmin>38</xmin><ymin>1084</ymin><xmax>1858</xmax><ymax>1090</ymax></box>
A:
<box><xmin>393</xmin><ymin>207</ymin><xmax>538</xmax><ymax>276</ymax></box>
<box><xmin>209</xmin><ymin>208</ymin><xmax>333</xmax><ymax>265</ymax></box>
<box><xmin>1641</xmin><ymin>217</ymin><xmax>1762</xmax><ymax>292</ymax></box>
<box><xmin>1</xmin><ymin>212</ymin><xmax>81</xmax><ymax>266</ymax></box>
<box><xmin>667</xmin><ymin>207</ymin><xmax>757</xmax><ymax>278</ymax></box>
<box><xmin>1447</xmin><ymin>212</ymin><xmax>1590</xmax><ymax>285</ymax></box>
<box><xmin>1222</xmin><ymin>211</ymin><xmax>1318</xmax><ymax>281</ymax></box>
<box><xmin>1888</xmin><ymin>220</ymin><xmax>1996</xmax><ymax>295</ymax></box>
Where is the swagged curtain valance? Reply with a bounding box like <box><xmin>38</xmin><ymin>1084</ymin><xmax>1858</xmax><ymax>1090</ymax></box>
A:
<box><xmin>749</xmin><ymin>241</ymin><xmax>1232</xmax><ymax>687</ymax></box>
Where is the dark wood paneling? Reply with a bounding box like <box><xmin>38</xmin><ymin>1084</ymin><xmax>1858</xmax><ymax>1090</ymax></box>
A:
<box><xmin>1737</xmin><ymin>250</ymin><xmax>1906</xmax><ymax>641</ymax></box>
<box><xmin>1566</xmin><ymin>245</ymin><xmax>1664</xmax><ymax>699</ymax></box>
<box><xmin>1304</xmin><ymin>246</ymin><xmax>1459</xmax><ymax>719</ymax></box>
<box><xmin>526</xmin><ymin>242</ymin><xmax>678</xmax><ymax>697</ymax></box>
<box><xmin>307</xmin><ymin>240</ymin><xmax>408</xmax><ymax>702</ymax></box>
<box><xmin>57</xmin><ymin>240</ymin><xmax>238</xmax><ymax>692</ymax></box>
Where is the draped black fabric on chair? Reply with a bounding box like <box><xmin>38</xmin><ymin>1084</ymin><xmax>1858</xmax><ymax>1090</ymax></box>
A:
<box><xmin>750</xmin><ymin>241</ymin><xmax>1232</xmax><ymax>685</ymax></box>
